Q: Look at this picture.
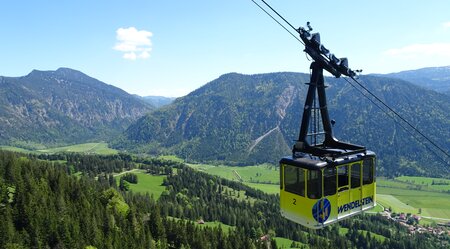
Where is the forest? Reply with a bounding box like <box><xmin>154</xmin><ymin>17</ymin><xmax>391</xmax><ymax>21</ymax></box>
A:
<box><xmin>1</xmin><ymin>150</ymin><xmax>449</xmax><ymax>248</ymax></box>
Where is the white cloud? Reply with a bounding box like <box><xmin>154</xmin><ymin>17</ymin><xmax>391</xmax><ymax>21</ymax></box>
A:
<box><xmin>114</xmin><ymin>27</ymin><xmax>153</xmax><ymax>60</ymax></box>
<box><xmin>384</xmin><ymin>43</ymin><xmax>450</xmax><ymax>58</ymax></box>
<box><xmin>123</xmin><ymin>52</ymin><xmax>137</xmax><ymax>60</ymax></box>
<box><xmin>139</xmin><ymin>51</ymin><xmax>150</xmax><ymax>59</ymax></box>
<box><xmin>376</xmin><ymin>43</ymin><xmax>450</xmax><ymax>73</ymax></box>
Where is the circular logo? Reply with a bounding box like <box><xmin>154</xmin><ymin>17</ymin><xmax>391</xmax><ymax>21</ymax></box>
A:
<box><xmin>312</xmin><ymin>198</ymin><xmax>331</xmax><ymax>223</ymax></box>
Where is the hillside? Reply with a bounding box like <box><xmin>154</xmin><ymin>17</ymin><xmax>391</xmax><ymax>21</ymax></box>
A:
<box><xmin>381</xmin><ymin>66</ymin><xmax>450</xmax><ymax>94</ymax></box>
<box><xmin>0</xmin><ymin>68</ymin><xmax>152</xmax><ymax>148</ymax></box>
<box><xmin>116</xmin><ymin>72</ymin><xmax>450</xmax><ymax>177</ymax></box>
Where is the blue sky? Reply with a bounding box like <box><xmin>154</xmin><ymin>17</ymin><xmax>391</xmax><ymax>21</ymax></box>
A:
<box><xmin>1</xmin><ymin>0</ymin><xmax>449</xmax><ymax>97</ymax></box>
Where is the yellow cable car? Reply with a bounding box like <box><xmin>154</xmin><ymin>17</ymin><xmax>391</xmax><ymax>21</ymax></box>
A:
<box><xmin>279</xmin><ymin>25</ymin><xmax>377</xmax><ymax>229</ymax></box>
<box><xmin>280</xmin><ymin>152</ymin><xmax>376</xmax><ymax>229</ymax></box>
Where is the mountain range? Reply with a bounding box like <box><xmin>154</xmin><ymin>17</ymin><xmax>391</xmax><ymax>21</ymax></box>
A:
<box><xmin>0</xmin><ymin>68</ymin><xmax>152</xmax><ymax>148</ymax></box>
<box><xmin>1</xmin><ymin>67</ymin><xmax>449</xmax><ymax>177</ymax></box>
<box><xmin>115</xmin><ymin>71</ymin><xmax>450</xmax><ymax>177</ymax></box>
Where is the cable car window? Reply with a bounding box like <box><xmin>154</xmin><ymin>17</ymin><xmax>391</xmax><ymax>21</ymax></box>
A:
<box><xmin>280</xmin><ymin>164</ymin><xmax>283</xmax><ymax>189</ymax></box>
<box><xmin>363</xmin><ymin>159</ymin><xmax>374</xmax><ymax>185</ymax></box>
<box><xmin>337</xmin><ymin>165</ymin><xmax>349</xmax><ymax>192</ymax></box>
<box><xmin>284</xmin><ymin>165</ymin><xmax>305</xmax><ymax>196</ymax></box>
<box><xmin>308</xmin><ymin>170</ymin><xmax>322</xmax><ymax>199</ymax></box>
<box><xmin>351</xmin><ymin>163</ymin><xmax>361</xmax><ymax>189</ymax></box>
<box><xmin>323</xmin><ymin>167</ymin><xmax>336</xmax><ymax>196</ymax></box>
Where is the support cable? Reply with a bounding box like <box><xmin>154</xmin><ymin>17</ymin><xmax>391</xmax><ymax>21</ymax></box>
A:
<box><xmin>249</xmin><ymin>0</ymin><xmax>304</xmax><ymax>45</ymax></box>
<box><xmin>348</xmin><ymin>76</ymin><xmax>450</xmax><ymax>161</ymax></box>
<box><xmin>342</xmin><ymin>77</ymin><xmax>449</xmax><ymax>165</ymax></box>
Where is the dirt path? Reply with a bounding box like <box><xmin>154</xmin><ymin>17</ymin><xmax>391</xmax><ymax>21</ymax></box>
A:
<box><xmin>114</xmin><ymin>168</ymin><xmax>140</xmax><ymax>177</ymax></box>
<box><xmin>248</xmin><ymin>126</ymin><xmax>279</xmax><ymax>152</ymax></box>
<box><xmin>420</xmin><ymin>216</ymin><xmax>450</xmax><ymax>221</ymax></box>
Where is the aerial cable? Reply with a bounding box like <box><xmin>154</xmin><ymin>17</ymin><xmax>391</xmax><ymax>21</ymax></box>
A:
<box><xmin>343</xmin><ymin>77</ymin><xmax>449</xmax><ymax>165</ymax></box>
<box><xmin>259</xmin><ymin>0</ymin><xmax>298</xmax><ymax>34</ymax></box>
<box><xmin>347</xmin><ymin>76</ymin><xmax>450</xmax><ymax>161</ymax></box>
<box><xmin>249</xmin><ymin>0</ymin><xmax>450</xmax><ymax>164</ymax></box>
<box><xmin>249</xmin><ymin>0</ymin><xmax>303</xmax><ymax>45</ymax></box>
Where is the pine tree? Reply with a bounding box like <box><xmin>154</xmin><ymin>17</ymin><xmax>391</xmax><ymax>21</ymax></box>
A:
<box><xmin>150</xmin><ymin>205</ymin><xmax>165</xmax><ymax>241</ymax></box>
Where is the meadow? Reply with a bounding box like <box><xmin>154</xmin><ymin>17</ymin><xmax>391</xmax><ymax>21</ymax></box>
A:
<box><xmin>274</xmin><ymin>237</ymin><xmax>308</xmax><ymax>249</ymax></box>
<box><xmin>338</xmin><ymin>228</ymin><xmax>386</xmax><ymax>242</ymax></box>
<box><xmin>0</xmin><ymin>146</ymin><xmax>34</xmax><ymax>153</ymax></box>
<box><xmin>115</xmin><ymin>170</ymin><xmax>166</xmax><ymax>199</ymax></box>
<box><xmin>395</xmin><ymin>176</ymin><xmax>450</xmax><ymax>192</ymax></box>
<box><xmin>377</xmin><ymin>177</ymin><xmax>450</xmax><ymax>219</ymax></box>
<box><xmin>168</xmin><ymin>217</ymin><xmax>234</xmax><ymax>233</ymax></box>
<box><xmin>187</xmin><ymin>163</ymin><xmax>280</xmax><ymax>191</ymax></box>
<box><xmin>37</xmin><ymin>142</ymin><xmax>118</xmax><ymax>155</ymax></box>
<box><xmin>1</xmin><ymin>142</ymin><xmax>118</xmax><ymax>155</ymax></box>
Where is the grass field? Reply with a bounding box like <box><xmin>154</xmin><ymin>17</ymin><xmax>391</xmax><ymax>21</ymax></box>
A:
<box><xmin>338</xmin><ymin>228</ymin><xmax>386</xmax><ymax>242</ymax></box>
<box><xmin>168</xmin><ymin>217</ymin><xmax>234</xmax><ymax>233</ymax></box>
<box><xmin>371</xmin><ymin>204</ymin><xmax>384</xmax><ymax>213</ymax></box>
<box><xmin>0</xmin><ymin>146</ymin><xmax>34</xmax><ymax>153</ymax></box>
<box><xmin>188</xmin><ymin>163</ymin><xmax>279</xmax><ymax>184</ymax></box>
<box><xmin>377</xmin><ymin>186</ymin><xmax>450</xmax><ymax>218</ymax></box>
<box><xmin>378</xmin><ymin>177</ymin><xmax>450</xmax><ymax>192</ymax></box>
<box><xmin>360</xmin><ymin>230</ymin><xmax>386</xmax><ymax>242</ymax></box>
<box><xmin>274</xmin><ymin>237</ymin><xmax>308</xmax><ymax>249</ymax></box>
<box><xmin>38</xmin><ymin>142</ymin><xmax>118</xmax><ymax>155</ymax></box>
<box><xmin>395</xmin><ymin>176</ymin><xmax>450</xmax><ymax>192</ymax></box>
<box><xmin>377</xmin><ymin>176</ymin><xmax>450</xmax><ymax>219</ymax></box>
<box><xmin>157</xmin><ymin>155</ymin><xmax>185</xmax><ymax>163</ymax></box>
<box><xmin>246</xmin><ymin>182</ymin><xmax>279</xmax><ymax>194</ymax></box>
<box><xmin>202</xmin><ymin>221</ymin><xmax>234</xmax><ymax>233</ymax></box>
<box><xmin>115</xmin><ymin>170</ymin><xmax>167</xmax><ymax>199</ymax></box>
<box><xmin>1</xmin><ymin>142</ymin><xmax>118</xmax><ymax>155</ymax></box>
<box><xmin>376</xmin><ymin>194</ymin><xmax>417</xmax><ymax>214</ymax></box>
<box><xmin>187</xmin><ymin>163</ymin><xmax>281</xmax><ymax>195</ymax></box>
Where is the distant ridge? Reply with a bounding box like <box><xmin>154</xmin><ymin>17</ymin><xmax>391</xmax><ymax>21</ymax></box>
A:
<box><xmin>138</xmin><ymin>95</ymin><xmax>176</xmax><ymax>108</ymax></box>
<box><xmin>0</xmin><ymin>68</ymin><xmax>153</xmax><ymax>148</ymax></box>
<box><xmin>378</xmin><ymin>66</ymin><xmax>450</xmax><ymax>94</ymax></box>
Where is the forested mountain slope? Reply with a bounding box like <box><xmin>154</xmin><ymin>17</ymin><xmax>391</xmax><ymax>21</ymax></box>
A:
<box><xmin>0</xmin><ymin>151</ymin><xmax>265</xmax><ymax>249</ymax></box>
<box><xmin>117</xmin><ymin>72</ymin><xmax>450</xmax><ymax>177</ymax></box>
<box><xmin>0</xmin><ymin>68</ymin><xmax>152</xmax><ymax>148</ymax></box>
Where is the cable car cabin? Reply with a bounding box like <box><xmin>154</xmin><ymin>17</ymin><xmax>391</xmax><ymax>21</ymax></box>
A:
<box><xmin>280</xmin><ymin>151</ymin><xmax>376</xmax><ymax>229</ymax></box>
<box><xmin>259</xmin><ymin>23</ymin><xmax>378</xmax><ymax>228</ymax></box>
